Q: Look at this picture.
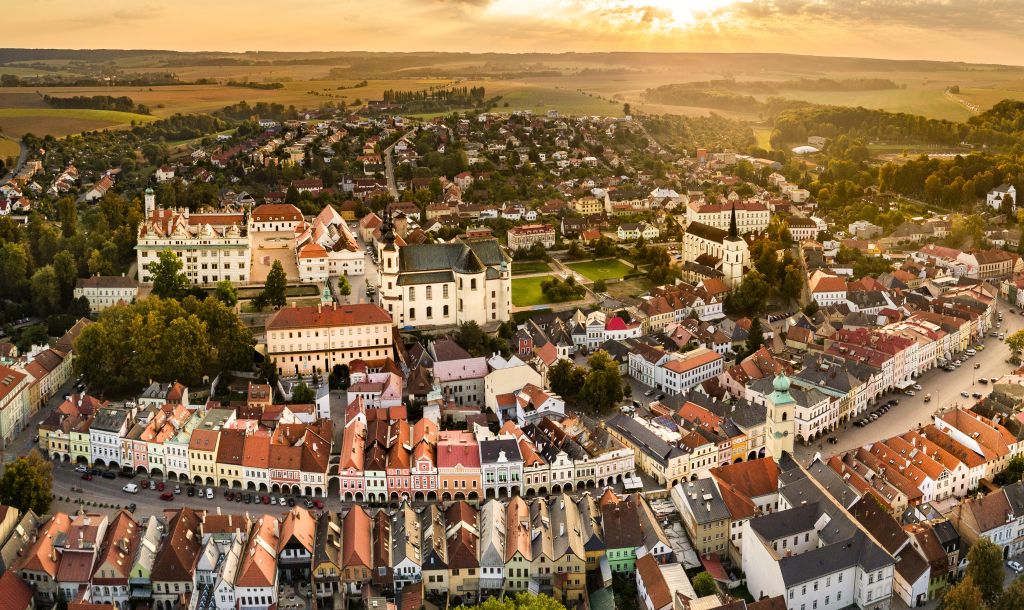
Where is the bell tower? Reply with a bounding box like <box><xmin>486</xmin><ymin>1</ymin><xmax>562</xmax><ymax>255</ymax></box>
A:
<box><xmin>765</xmin><ymin>373</ymin><xmax>796</xmax><ymax>458</ymax></box>
<box><xmin>722</xmin><ymin>203</ymin><xmax>746</xmax><ymax>288</ymax></box>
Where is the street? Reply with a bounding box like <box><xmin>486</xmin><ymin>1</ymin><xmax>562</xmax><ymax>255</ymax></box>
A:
<box><xmin>795</xmin><ymin>306</ymin><xmax>1023</xmax><ymax>464</ymax></box>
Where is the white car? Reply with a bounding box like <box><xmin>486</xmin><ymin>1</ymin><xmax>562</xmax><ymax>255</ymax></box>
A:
<box><xmin>1009</xmin><ymin>560</ymin><xmax>1023</xmax><ymax>574</ymax></box>
<box><xmin>912</xmin><ymin>384</ymin><xmax>922</xmax><ymax>390</ymax></box>
<box><xmin>205</xmin><ymin>488</ymin><xmax>214</xmax><ymax>499</ymax></box>
<box><xmin>905</xmin><ymin>390</ymin><xmax>915</xmax><ymax>396</ymax></box>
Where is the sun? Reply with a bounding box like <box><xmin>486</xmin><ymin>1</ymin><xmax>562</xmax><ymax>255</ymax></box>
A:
<box><xmin>486</xmin><ymin>0</ymin><xmax>746</xmax><ymax>33</ymax></box>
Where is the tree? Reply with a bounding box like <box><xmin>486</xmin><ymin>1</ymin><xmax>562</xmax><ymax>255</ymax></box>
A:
<box><xmin>1007</xmin><ymin>329</ymin><xmax>1024</xmax><ymax>355</ymax></box>
<box><xmin>579</xmin><ymin>350</ymin><xmax>624</xmax><ymax>413</ymax></box>
<box><xmin>464</xmin><ymin>592</ymin><xmax>567</xmax><ymax>610</ymax></box>
<box><xmin>339</xmin><ymin>276</ymin><xmax>351</xmax><ymax>297</ymax></box>
<box><xmin>692</xmin><ymin>571</ymin><xmax>717</xmax><ymax>597</ymax></box>
<box><xmin>213</xmin><ymin>280</ymin><xmax>238</xmax><ymax>307</ymax></box>
<box><xmin>0</xmin><ymin>450</ymin><xmax>53</xmax><ymax>516</ymax></box>
<box><xmin>996</xmin><ymin>577</ymin><xmax>1024</xmax><ymax>610</ymax></box>
<box><xmin>30</xmin><ymin>265</ymin><xmax>61</xmax><ymax>316</ymax></box>
<box><xmin>966</xmin><ymin>538</ymin><xmax>1004</xmax><ymax>604</ymax></box>
<box><xmin>549</xmin><ymin>359</ymin><xmax>585</xmax><ymax>400</ymax></box>
<box><xmin>292</xmin><ymin>382</ymin><xmax>315</xmax><ymax>403</ymax></box>
<box><xmin>57</xmin><ymin>197</ymin><xmax>77</xmax><ymax>238</ymax></box>
<box><xmin>996</xmin><ymin>455</ymin><xmax>1024</xmax><ymax>485</ymax></box>
<box><xmin>262</xmin><ymin>260</ymin><xmax>288</xmax><ymax>308</ymax></box>
<box><xmin>744</xmin><ymin>317</ymin><xmax>765</xmax><ymax>359</ymax></box>
<box><xmin>150</xmin><ymin>250</ymin><xmax>189</xmax><ymax>299</ymax></box>
<box><xmin>942</xmin><ymin>575</ymin><xmax>986</xmax><ymax>610</ymax></box>
<box><xmin>52</xmin><ymin>251</ymin><xmax>78</xmax><ymax>304</ymax></box>
<box><xmin>593</xmin><ymin>279</ymin><xmax>607</xmax><ymax>292</ymax></box>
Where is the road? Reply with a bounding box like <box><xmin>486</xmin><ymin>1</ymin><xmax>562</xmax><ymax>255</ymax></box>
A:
<box><xmin>795</xmin><ymin>305</ymin><xmax>1022</xmax><ymax>464</ymax></box>
<box><xmin>382</xmin><ymin>128</ymin><xmax>417</xmax><ymax>200</ymax></box>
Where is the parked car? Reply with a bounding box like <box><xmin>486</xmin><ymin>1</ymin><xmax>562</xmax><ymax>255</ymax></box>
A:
<box><xmin>905</xmin><ymin>390</ymin><xmax>915</xmax><ymax>396</ymax></box>
<box><xmin>101</xmin><ymin>471</ymin><xmax>116</xmax><ymax>479</ymax></box>
<box><xmin>155</xmin><ymin>481</ymin><xmax>165</xmax><ymax>491</ymax></box>
<box><xmin>991</xmin><ymin>378</ymin><xmax>998</xmax><ymax>383</ymax></box>
<box><xmin>226</xmin><ymin>491</ymin><xmax>234</xmax><ymax>501</ymax></box>
<box><xmin>160</xmin><ymin>491</ymin><xmax>174</xmax><ymax>501</ymax></box>
<box><xmin>980</xmin><ymin>378</ymin><xmax>989</xmax><ymax>384</ymax></box>
<box><xmin>174</xmin><ymin>485</ymin><xmax>181</xmax><ymax>494</ymax></box>
<box><xmin>261</xmin><ymin>495</ymin><xmax>271</xmax><ymax>504</ymax></box>
<box><xmin>912</xmin><ymin>384</ymin><xmax>922</xmax><ymax>390</ymax></box>
<box><xmin>643</xmin><ymin>389</ymin><xmax>655</xmax><ymax>397</ymax></box>
<box><xmin>81</xmin><ymin>473</ymin><xmax>93</xmax><ymax>481</ymax></box>
<box><xmin>126</xmin><ymin>503</ymin><xmax>136</xmax><ymax>513</ymax></box>
<box><xmin>288</xmin><ymin>497</ymin><xmax>296</xmax><ymax>507</ymax></box>
<box><xmin>962</xmin><ymin>391</ymin><xmax>970</xmax><ymax>397</ymax></box>
<box><xmin>972</xmin><ymin>392</ymin><xmax>983</xmax><ymax>399</ymax></box>
<box><xmin>313</xmin><ymin>499</ymin><xmax>324</xmax><ymax>509</ymax></box>
<box><xmin>304</xmin><ymin>499</ymin><xmax>315</xmax><ymax>508</ymax></box>
<box><xmin>205</xmin><ymin>488</ymin><xmax>214</xmax><ymax>499</ymax></box>
<box><xmin>244</xmin><ymin>494</ymin><xmax>252</xmax><ymax>504</ymax></box>
<box><xmin>187</xmin><ymin>486</ymin><xmax>195</xmax><ymax>497</ymax></box>
<box><xmin>1009</xmin><ymin>560</ymin><xmax>1023</xmax><ymax>574</ymax></box>
<box><xmin>278</xmin><ymin>497</ymin><xmax>287</xmax><ymax>506</ymax></box>
<box><xmin>74</xmin><ymin>464</ymin><xmax>88</xmax><ymax>474</ymax></box>
<box><xmin>122</xmin><ymin>483</ymin><xmax>138</xmax><ymax>494</ymax></box>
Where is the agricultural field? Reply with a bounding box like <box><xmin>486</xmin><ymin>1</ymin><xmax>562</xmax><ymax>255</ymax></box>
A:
<box><xmin>567</xmin><ymin>259</ymin><xmax>634</xmax><ymax>282</ymax></box>
<box><xmin>511</xmin><ymin>260</ymin><xmax>552</xmax><ymax>276</ymax></box>
<box><xmin>511</xmin><ymin>276</ymin><xmax>554</xmax><ymax>307</ymax></box>
<box><xmin>0</xmin><ymin>108</ymin><xmax>156</xmax><ymax>138</ymax></box>
<box><xmin>0</xmin><ymin>137</ymin><xmax>20</xmax><ymax>163</ymax></box>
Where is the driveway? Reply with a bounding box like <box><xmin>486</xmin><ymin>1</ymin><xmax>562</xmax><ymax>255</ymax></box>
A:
<box><xmin>795</xmin><ymin>306</ymin><xmax>1022</xmax><ymax>464</ymax></box>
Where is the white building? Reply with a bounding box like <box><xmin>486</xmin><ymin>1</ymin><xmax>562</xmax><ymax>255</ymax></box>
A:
<box><xmin>378</xmin><ymin>219</ymin><xmax>511</xmax><ymax>328</ymax></box>
<box><xmin>73</xmin><ymin>275</ymin><xmax>138</xmax><ymax>312</ymax></box>
<box><xmin>137</xmin><ymin>203</ymin><xmax>250</xmax><ymax>285</ymax></box>
<box><xmin>685</xmin><ymin>200</ymin><xmax>770</xmax><ymax>234</ymax></box>
<box><xmin>89</xmin><ymin>407</ymin><xmax>131</xmax><ymax>468</ymax></box>
<box><xmin>987</xmin><ymin>183</ymin><xmax>1017</xmax><ymax>210</ymax></box>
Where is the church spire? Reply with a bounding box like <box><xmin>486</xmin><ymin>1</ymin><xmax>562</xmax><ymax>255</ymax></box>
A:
<box><xmin>381</xmin><ymin>207</ymin><xmax>396</xmax><ymax>248</ymax></box>
<box><xmin>728</xmin><ymin>202</ymin><xmax>738</xmax><ymax>239</ymax></box>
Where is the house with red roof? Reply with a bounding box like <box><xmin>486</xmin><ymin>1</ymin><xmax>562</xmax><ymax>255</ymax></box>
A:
<box><xmin>437</xmin><ymin>431</ymin><xmax>481</xmax><ymax>502</ymax></box>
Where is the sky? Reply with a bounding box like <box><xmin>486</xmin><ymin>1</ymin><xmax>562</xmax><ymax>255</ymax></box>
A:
<box><xmin>6</xmin><ymin>0</ymin><xmax>1024</xmax><ymax>64</ymax></box>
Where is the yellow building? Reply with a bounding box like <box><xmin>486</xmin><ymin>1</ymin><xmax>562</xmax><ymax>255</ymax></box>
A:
<box><xmin>265</xmin><ymin>303</ymin><xmax>394</xmax><ymax>377</ymax></box>
<box><xmin>189</xmin><ymin>428</ymin><xmax>221</xmax><ymax>486</ymax></box>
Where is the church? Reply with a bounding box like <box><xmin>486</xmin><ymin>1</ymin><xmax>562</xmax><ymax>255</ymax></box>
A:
<box><xmin>377</xmin><ymin>213</ymin><xmax>512</xmax><ymax>329</ymax></box>
<box><xmin>682</xmin><ymin>204</ymin><xmax>750</xmax><ymax>288</ymax></box>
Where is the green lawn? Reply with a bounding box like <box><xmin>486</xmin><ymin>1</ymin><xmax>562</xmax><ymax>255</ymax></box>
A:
<box><xmin>512</xmin><ymin>260</ymin><xmax>552</xmax><ymax>276</ymax></box>
<box><xmin>512</xmin><ymin>277</ymin><xmax>553</xmax><ymax>307</ymax></box>
<box><xmin>567</xmin><ymin>259</ymin><xmax>635</xmax><ymax>282</ymax></box>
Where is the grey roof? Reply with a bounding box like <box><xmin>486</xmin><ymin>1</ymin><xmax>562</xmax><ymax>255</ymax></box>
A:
<box><xmin>752</xmin><ymin>460</ymin><xmax>894</xmax><ymax>587</ymax></box>
<box><xmin>479</xmin><ymin>438</ymin><xmax>522</xmax><ymax>465</ymax></box>
<box><xmin>679</xmin><ymin>479</ymin><xmax>731</xmax><ymax>525</ymax></box>
<box><xmin>91</xmin><ymin>407</ymin><xmax>129</xmax><ymax>433</ymax></box>
<box><xmin>686</xmin><ymin>221</ymin><xmax>729</xmax><ymax>244</ymax></box>
<box><xmin>397</xmin><ymin>270</ymin><xmax>454</xmax><ymax>286</ymax></box>
<box><xmin>606</xmin><ymin>414</ymin><xmax>685</xmax><ymax>467</ymax></box>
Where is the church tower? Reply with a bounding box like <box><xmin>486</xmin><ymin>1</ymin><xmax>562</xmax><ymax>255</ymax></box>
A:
<box><xmin>144</xmin><ymin>187</ymin><xmax>156</xmax><ymax>218</ymax></box>
<box><xmin>722</xmin><ymin>203</ymin><xmax>746</xmax><ymax>288</ymax></box>
<box><xmin>377</xmin><ymin>211</ymin><xmax>401</xmax><ymax>318</ymax></box>
<box><xmin>765</xmin><ymin>373</ymin><xmax>796</xmax><ymax>458</ymax></box>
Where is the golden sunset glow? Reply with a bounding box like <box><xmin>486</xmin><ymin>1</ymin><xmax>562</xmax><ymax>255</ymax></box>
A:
<box><xmin>3</xmin><ymin>0</ymin><xmax>1022</xmax><ymax>63</ymax></box>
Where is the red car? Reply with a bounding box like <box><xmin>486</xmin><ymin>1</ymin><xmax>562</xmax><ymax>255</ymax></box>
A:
<box><xmin>160</xmin><ymin>491</ymin><xmax>174</xmax><ymax>501</ymax></box>
<box><xmin>261</xmin><ymin>495</ymin><xmax>271</xmax><ymax>504</ymax></box>
<box><xmin>156</xmin><ymin>482</ymin><xmax>165</xmax><ymax>492</ymax></box>
<box><xmin>80</xmin><ymin>473</ymin><xmax>93</xmax><ymax>481</ymax></box>
<box><xmin>313</xmin><ymin>499</ymin><xmax>324</xmax><ymax>509</ymax></box>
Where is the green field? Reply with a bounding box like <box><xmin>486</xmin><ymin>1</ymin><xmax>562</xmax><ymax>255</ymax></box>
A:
<box><xmin>606</xmin><ymin>277</ymin><xmax>653</xmax><ymax>300</ymax></box>
<box><xmin>511</xmin><ymin>260</ymin><xmax>552</xmax><ymax>276</ymax></box>
<box><xmin>568</xmin><ymin>259</ymin><xmax>634</xmax><ymax>282</ymax></box>
<box><xmin>511</xmin><ymin>277</ymin><xmax>553</xmax><ymax>307</ymax></box>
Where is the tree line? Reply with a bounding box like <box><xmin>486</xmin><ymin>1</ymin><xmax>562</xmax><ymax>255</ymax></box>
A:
<box><xmin>42</xmin><ymin>94</ymin><xmax>151</xmax><ymax>114</ymax></box>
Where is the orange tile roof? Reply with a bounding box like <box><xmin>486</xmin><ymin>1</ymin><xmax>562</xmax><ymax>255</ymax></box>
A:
<box><xmin>236</xmin><ymin>515</ymin><xmax>279</xmax><ymax>588</ymax></box>
<box><xmin>266</xmin><ymin>303</ymin><xmax>392</xmax><ymax>330</ymax></box>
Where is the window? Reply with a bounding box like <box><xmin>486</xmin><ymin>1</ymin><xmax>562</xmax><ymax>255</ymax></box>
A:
<box><xmin>471</xmin><ymin>278</ymin><xmax>477</xmax><ymax>290</ymax></box>
<box><xmin>409</xmin><ymin>287</ymin><xmax>415</xmax><ymax>300</ymax></box>
<box><xmin>426</xmin><ymin>286</ymin><xmax>432</xmax><ymax>299</ymax></box>
<box><xmin>427</xmin><ymin>306</ymin><xmax>433</xmax><ymax>318</ymax></box>
<box><xmin>443</xmin><ymin>285</ymin><xmax>449</xmax><ymax>298</ymax></box>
